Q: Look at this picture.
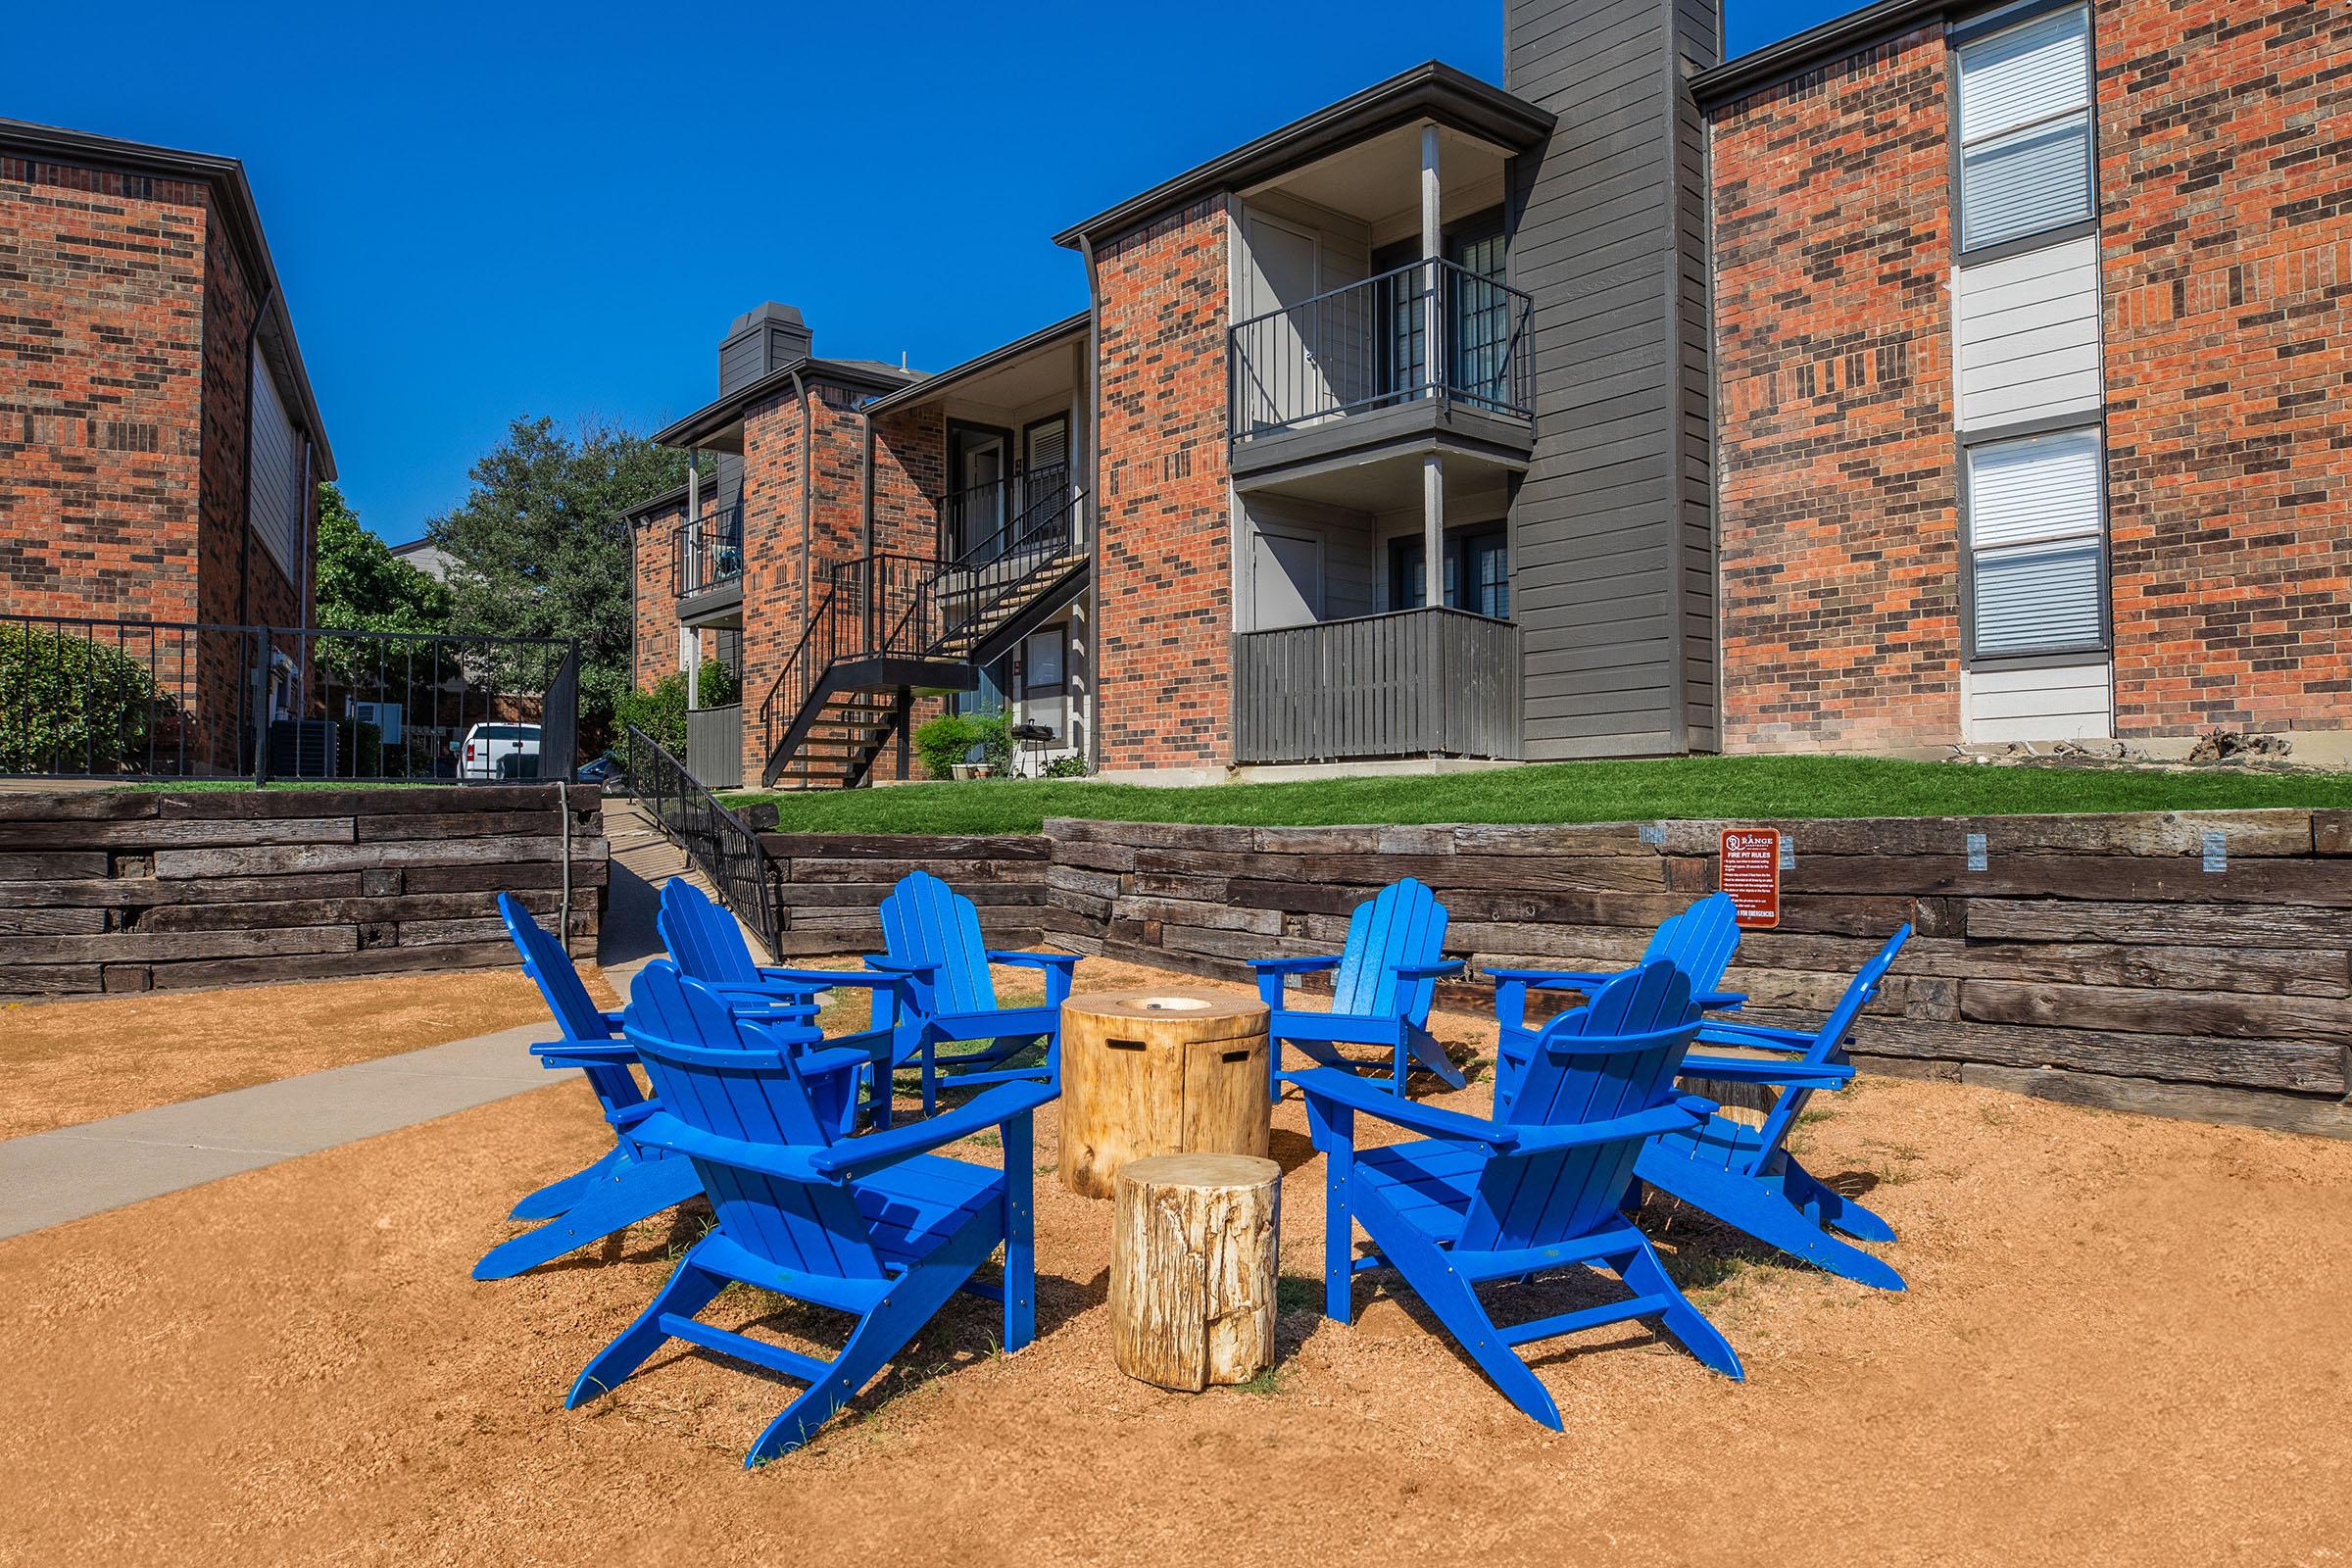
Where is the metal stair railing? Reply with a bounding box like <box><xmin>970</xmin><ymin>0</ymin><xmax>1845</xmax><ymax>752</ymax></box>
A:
<box><xmin>619</xmin><ymin>724</ymin><xmax>782</xmax><ymax>956</ymax></box>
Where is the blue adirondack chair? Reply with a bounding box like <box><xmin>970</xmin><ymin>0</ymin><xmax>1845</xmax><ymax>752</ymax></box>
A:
<box><xmin>1634</xmin><ymin>925</ymin><xmax>1914</xmax><ymax>1291</ymax></box>
<box><xmin>1286</xmin><ymin>959</ymin><xmax>1738</xmax><ymax>1430</ymax></box>
<box><xmin>1250</xmin><ymin>877</ymin><xmax>1465</xmax><ymax>1098</ymax></box>
<box><xmin>869</xmin><ymin>870</ymin><xmax>1079</xmax><ymax>1115</ymax></box>
<box><xmin>569</xmin><ymin>961</ymin><xmax>1052</xmax><ymax>1465</ymax></box>
<box><xmin>1488</xmin><ymin>891</ymin><xmax>1744</xmax><ymax>1117</ymax></box>
<box><xmin>656</xmin><ymin>877</ymin><xmax>910</xmax><ymax>1129</ymax></box>
<box><xmin>472</xmin><ymin>895</ymin><xmax>712</xmax><ymax>1281</ymax></box>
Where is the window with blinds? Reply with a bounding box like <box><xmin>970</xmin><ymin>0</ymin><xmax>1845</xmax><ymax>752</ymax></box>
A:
<box><xmin>1967</xmin><ymin>426</ymin><xmax>2105</xmax><ymax>657</ymax></box>
<box><xmin>247</xmin><ymin>353</ymin><xmax>305</xmax><ymax>579</ymax></box>
<box><xmin>1955</xmin><ymin>4</ymin><xmax>2094</xmax><ymax>253</ymax></box>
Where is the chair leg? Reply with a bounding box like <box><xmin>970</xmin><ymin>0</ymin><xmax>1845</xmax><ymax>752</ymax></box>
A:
<box><xmin>1782</xmin><ymin>1158</ymin><xmax>1896</xmax><ymax>1243</ymax></box>
<box><xmin>472</xmin><ymin>1153</ymin><xmax>705</xmax><ymax>1282</ymax></box>
<box><xmin>1616</xmin><ymin>1234</ymin><xmax>1743</xmax><ymax>1381</ymax></box>
<box><xmin>1402</xmin><ymin>1024</ymin><xmax>1466</xmax><ymax>1091</ymax></box>
<box><xmin>566</xmin><ymin>1250</ymin><xmax>728</xmax><ymax>1407</ymax></box>
<box><xmin>1636</xmin><ymin>1145</ymin><xmax>1905</xmax><ymax>1292</ymax></box>
<box><xmin>507</xmin><ymin>1144</ymin><xmax>625</xmax><ymax>1221</ymax></box>
<box><xmin>1001</xmin><ymin>1113</ymin><xmax>1036</xmax><ymax>1352</ymax></box>
<box><xmin>1304</xmin><ymin>1094</ymin><xmax>1355</xmax><ymax>1323</ymax></box>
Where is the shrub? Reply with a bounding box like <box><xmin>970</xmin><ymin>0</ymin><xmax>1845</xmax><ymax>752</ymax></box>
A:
<box><xmin>1042</xmin><ymin>754</ymin><xmax>1090</xmax><ymax>779</ymax></box>
<box><xmin>912</xmin><ymin>711</ymin><xmax>1013</xmax><ymax>780</ymax></box>
<box><xmin>613</xmin><ymin>672</ymin><xmax>689</xmax><ymax>759</ymax></box>
<box><xmin>0</xmin><ymin>625</ymin><xmax>160</xmax><ymax>774</ymax></box>
<box><xmin>698</xmin><ymin>657</ymin><xmax>741</xmax><ymax>709</ymax></box>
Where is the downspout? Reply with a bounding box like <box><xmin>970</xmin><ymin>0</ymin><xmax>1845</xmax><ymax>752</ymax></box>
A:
<box><xmin>1078</xmin><ymin>234</ymin><xmax>1103</xmax><ymax>775</ymax></box>
<box><xmin>859</xmin><ymin>409</ymin><xmax>876</xmax><ymax>559</ymax></box>
<box><xmin>235</xmin><ymin>281</ymin><xmax>278</xmax><ymax>629</ymax></box>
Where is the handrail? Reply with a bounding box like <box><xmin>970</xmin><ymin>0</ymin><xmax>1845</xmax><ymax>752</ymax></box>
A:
<box><xmin>1226</xmin><ymin>256</ymin><xmax>1531</xmax><ymax>337</ymax></box>
<box><xmin>939</xmin><ymin>463</ymin><xmax>1071</xmax><ymax>565</ymax></box>
<box><xmin>619</xmin><ymin>724</ymin><xmax>781</xmax><ymax>957</ymax></box>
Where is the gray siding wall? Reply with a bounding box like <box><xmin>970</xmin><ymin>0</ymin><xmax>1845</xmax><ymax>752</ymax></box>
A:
<box><xmin>1506</xmin><ymin>0</ymin><xmax>1721</xmax><ymax>758</ymax></box>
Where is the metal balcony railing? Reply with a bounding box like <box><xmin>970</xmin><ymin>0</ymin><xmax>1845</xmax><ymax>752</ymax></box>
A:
<box><xmin>1228</xmin><ymin>258</ymin><xmax>1533</xmax><ymax>440</ymax></box>
<box><xmin>938</xmin><ymin>463</ymin><xmax>1073</xmax><ymax>564</ymax></box>
<box><xmin>675</xmin><ymin>509</ymin><xmax>745</xmax><ymax>598</ymax></box>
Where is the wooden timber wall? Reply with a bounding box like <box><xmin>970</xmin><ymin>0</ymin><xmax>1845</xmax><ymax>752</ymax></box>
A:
<box><xmin>1036</xmin><ymin>811</ymin><xmax>2352</xmax><ymax>1141</ymax></box>
<box><xmin>0</xmin><ymin>784</ymin><xmax>605</xmax><ymax>999</ymax></box>
<box><xmin>758</xmin><ymin>832</ymin><xmax>1046</xmax><ymax>957</ymax></box>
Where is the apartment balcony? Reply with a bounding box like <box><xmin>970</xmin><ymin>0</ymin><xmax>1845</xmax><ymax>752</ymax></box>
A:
<box><xmin>674</xmin><ymin>511</ymin><xmax>744</xmax><ymax>615</ymax></box>
<box><xmin>1233</xmin><ymin>606</ymin><xmax>1522</xmax><ymax>764</ymax></box>
<box><xmin>1228</xmin><ymin>258</ymin><xmax>1534</xmax><ymax>486</ymax></box>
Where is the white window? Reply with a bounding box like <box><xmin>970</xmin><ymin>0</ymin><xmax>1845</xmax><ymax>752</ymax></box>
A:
<box><xmin>1967</xmin><ymin>426</ymin><xmax>2106</xmax><ymax>658</ymax></box>
<box><xmin>1955</xmin><ymin>5</ymin><xmax>2094</xmax><ymax>253</ymax></box>
<box><xmin>248</xmin><ymin>352</ymin><xmax>305</xmax><ymax>579</ymax></box>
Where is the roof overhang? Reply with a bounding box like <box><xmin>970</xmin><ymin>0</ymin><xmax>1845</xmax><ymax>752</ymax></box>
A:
<box><xmin>1693</xmin><ymin>0</ymin><xmax>1951</xmax><ymax>106</ymax></box>
<box><xmin>653</xmin><ymin>358</ymin><xmax>927</xmax><ymax>449</ymax></box>
<box><xmin>858</xmin><ymin>313</ymin><xmax>1088</xmax><ymax>418</ymax></box>
<box><xmin>0</xmin><ymin>118</ymin><xmax>337</xmax><ymax>479</ymax></box>
<box><xmin>1051</xmin><ymin>62</ymin><xmax>1552</xmax><ymax>251</ymax></box>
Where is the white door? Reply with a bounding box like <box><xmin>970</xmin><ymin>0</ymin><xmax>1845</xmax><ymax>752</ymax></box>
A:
<box><xmin>1250</xmin><ymin>528</ymin><xmax>1324</xmax><ymax>630</ymax></box>
<box><xmin>1242</xmin><ymin>212</ymin><xmax>1322</xmax><ymax>432</ymax></box>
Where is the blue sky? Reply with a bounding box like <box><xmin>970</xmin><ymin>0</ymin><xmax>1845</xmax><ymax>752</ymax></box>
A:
<box><xmin>3</xmin><ymin>0</ymin><xmax>1849</xmax><ymax>546</ymax></box>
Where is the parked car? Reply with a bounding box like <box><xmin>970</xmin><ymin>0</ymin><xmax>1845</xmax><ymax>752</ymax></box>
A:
<box><xmin>455</xmin><ymin>722</ymin><xmax>541</xmax><ymax>781</ymax></box>
<box><xmin>575</xmin><ymin>750</ymin><xmax>625</xmax><ymax>789</ymax></box>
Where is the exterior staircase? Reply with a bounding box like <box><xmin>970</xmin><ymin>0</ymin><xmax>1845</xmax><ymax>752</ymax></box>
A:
<box><xmin>756</xmin><ymin>486</ymin><xmax>1087</xmax><ymax>789</ymax></box>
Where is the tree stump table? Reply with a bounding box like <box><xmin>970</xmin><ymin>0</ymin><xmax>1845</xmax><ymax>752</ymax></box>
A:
<box><xmin>1057</xmin><ymin>989</ymin><xmax>1270</xmax><ymax>1200</ymax></box>
<box><xmin>1110</xmin><ymin>1153</ymin><xmax>1282</xmax><ymax>1392</ymax></box>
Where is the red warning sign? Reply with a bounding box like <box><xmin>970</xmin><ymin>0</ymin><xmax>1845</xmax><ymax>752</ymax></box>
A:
<box><xmin>1719</xmin><ymin>828</ymin><xmax>1782</xmax><ymax>930</ymax></box>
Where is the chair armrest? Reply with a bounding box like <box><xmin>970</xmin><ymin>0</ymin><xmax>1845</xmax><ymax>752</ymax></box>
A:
<box><xmin>1696</xmin><ymin>991</ymin><xmax>1747</xmax><ymax>1012</ymax></box>
<box><xmin>1480</xmin><ymin>966</ymin><xmax>1619</xmax><ymax>989</ymax></box>
<box><xmin>531</xmin><ymin>1039</ymin><xmax>638</xmax><ymax>1069</ymax></box>
<box><xmin>631</xmin><ymin>1111</ymin><xmax>822</xmax><ymax>1181</ymax></box>
<box><xmin>1250</xmin><ymin>956</ymin><xmax>1342</xmax><ymax>976</ymax></box>
<box><xmin>1281</xmin><ymin>1067</ymin><xmax>1518</xmax><ymax>1149</ymax></box>
<box><xmin>987</xmin><ymin>950</ymin><xmax>1078</xmax><ymax>970</ymax></box>
<box><xmin>808</xmin><ymin>1081</ymin><xmax>1060</xmax><ymax>1179</ymax></box>
<box><xmin>759</xmin><ymin>967</ymin><xmax>907</xmax><ymax>994</ymax></box>
<box><xmin>1679</xmin><ymin>1054</ymin><xmax>1854</xmax><ymax>1088</ymax></box>
<box><xmin>1394</xmin><ymin>959</ymin><xmax>1465</xmax><ymax>980</ymax></box>
<box><xmin>1694</xmin><ymin>1020</ymin><xmax>1816</xmax><ymax>1052</ymax></box>
<box><xmin>862</xmin><ymin>955</ymin><xmax>940</xmax><ymax>976</ymax></box>
<box><xmin>1510</xmin><ymin>1102</ymin><xmax>1703</xmax><ymax>1152</ymax></box>
<box><xmin>598</xmin><ymin>1009</ymin><xmax>626</xmax><ymax>1031</ymax></box>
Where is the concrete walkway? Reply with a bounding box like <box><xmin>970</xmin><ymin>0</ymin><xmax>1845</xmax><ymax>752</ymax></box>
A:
<box><xmin>0</xmin><ymin>795</ymin><xmax>722</xmax><ymax>1242</ymax></box>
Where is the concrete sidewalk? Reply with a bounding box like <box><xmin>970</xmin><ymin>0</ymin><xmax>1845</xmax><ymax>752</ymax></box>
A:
<box><xmin>0</xmin><ymin>1024</ymin><xmax>566</xmax><ymax>1241</ymax></box>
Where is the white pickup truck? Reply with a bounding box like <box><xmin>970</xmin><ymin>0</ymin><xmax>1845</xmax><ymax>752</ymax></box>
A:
<box><xmin>455</xmin><ymin>721</ymin><xmax>542</xmax><ymax>781</ymax></box>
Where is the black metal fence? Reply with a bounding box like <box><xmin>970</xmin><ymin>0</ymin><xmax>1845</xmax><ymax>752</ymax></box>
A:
<box><xmin>620</xmin><ymin>725</ymin><xmax>780</xmax><ymax>956</ymax></box>
<box><xmin>0</xmin><ymin>612</ymin><xmax>578</xmax><ymax>784</ymax></box>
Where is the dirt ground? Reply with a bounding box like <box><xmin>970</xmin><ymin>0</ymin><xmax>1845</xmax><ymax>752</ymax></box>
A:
<box><xmin>2</xmin><ymin>956</ymin><xmax>2347</xmax><ymax>1566</ymax></box>
<box><xmin>0</xmin><ymin>966</ymin><xmax>621</xmax><ymax>1139</ymax></box>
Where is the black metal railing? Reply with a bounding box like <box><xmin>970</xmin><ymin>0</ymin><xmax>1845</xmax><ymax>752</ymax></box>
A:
<box><xmin>1228</xmin><ymin>258</ymin><xmax>1534</xmax><ymax>439</ymax></box>
<box><xmin>939</xmin><ymin>463</ymin><xmax>1071</xmax><ymax>564</ymax></box>
<box><xmin>755</xmin><ymin>482</ymin><xmax>1086</xmax><ymax>779</ymax></box>
<box><xmin>0</xmin><ymin>612</ymin><xmax>578</xmax><ymax>783</ymax></box>
<box><xmin>620</xmin><ymin>725</ymin><xmax>780</xmax><ymax>956</ymax></box>
<box><xmin>674</xmin><ymin>508</ymin><xmax>745</xmax><ymax>597</ymax></box>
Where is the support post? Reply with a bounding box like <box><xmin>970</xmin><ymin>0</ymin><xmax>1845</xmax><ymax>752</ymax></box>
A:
<box><xmin>1423</xmin><ymin>453</ymin><xmax>1445</xmax><ymax>612</ymax></box>
<box><xmin>1421</xmin><ymin>122</ymin><xmax>1443</xmax><ymax>403</ymax></box>
<box><xmin>894</xmin><ymin>685</ymin><xmax>911</xmax><ymax>782</ymax></box>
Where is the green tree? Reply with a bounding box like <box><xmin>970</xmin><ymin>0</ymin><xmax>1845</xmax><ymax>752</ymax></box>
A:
<box><xmin>314</xmin><ymin>483</ymin><xmax>451</xmax><ymax>657</ymax></box>
<box><xmin>426</xmin><ymin>416</ymin><xmax>685</xmax><ymax>735</ymax></box>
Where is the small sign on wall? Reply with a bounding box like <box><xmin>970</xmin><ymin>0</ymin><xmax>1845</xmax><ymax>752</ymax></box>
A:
<box><xmin>1719</xmin><ymin>828</ymin><xmax>1783</xmax><ymax>930</ymax></box>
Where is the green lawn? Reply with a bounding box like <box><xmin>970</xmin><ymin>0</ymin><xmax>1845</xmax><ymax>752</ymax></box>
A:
<box><xmin>726</xmin><ymin>755</ymin><xmax>2352</xmax><ymax>836</ymax></box>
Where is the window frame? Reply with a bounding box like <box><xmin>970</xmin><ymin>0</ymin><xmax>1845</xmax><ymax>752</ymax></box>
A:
<box><xmin>1947</xmin><ymin>0</ymin><xmax>2099</xmax><ymax>266</ymax></box>
<box><xmin>1386</xmin><ymin>522</ymin><xmax>1511</xmax><ymax>619</ymax></box>
<box><xmin>1955</xmin><ymin>416</ymin><xmax>2112</xmax><ymax>668</ymax></box>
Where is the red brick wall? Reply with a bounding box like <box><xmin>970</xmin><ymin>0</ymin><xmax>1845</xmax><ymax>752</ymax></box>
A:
<box><xmin>1093</xmin><ymin>198</ymin><xmax>1233</xmax><ymax>771</ymax></box>
<box><xmin>869</xmin><ymin>402</ymin><xmax>945</xmax><ymax>559</ymax></box>
<box><xmin>1709</xmin><ymin>28</ymin><xmax>1961</xmax><ymax>754</ymax></box>
<box><xmin>0</xmin><ymin>158</ymin><xmax>208</xmax><ymax>623</ymax></box>
<box><xmin>2098</xmin><ymin>0</ymin><xmax>2352</xmax><ymax>737</ymax></box>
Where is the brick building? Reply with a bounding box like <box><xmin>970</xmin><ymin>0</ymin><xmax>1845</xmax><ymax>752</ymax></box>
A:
<box><xmin>629</xmin><ymin>0</ymin><xmax>2349</xmax><ymax>789</ymax></box>
<box><xmin>1</xmin><ymin>120</ymin><xmax>334</xmax><ymax>635</ymax></box>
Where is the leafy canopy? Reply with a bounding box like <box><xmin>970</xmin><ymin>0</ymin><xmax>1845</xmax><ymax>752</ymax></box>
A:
<box><xmin>426</xmin><ymin>416</ymin><xmax>684</xmax><ymax>731</ymax></box>
<box><xmin>312</xmin><ymin>484</ymin><xmax>451</xmax><ymax>683</ymax></box>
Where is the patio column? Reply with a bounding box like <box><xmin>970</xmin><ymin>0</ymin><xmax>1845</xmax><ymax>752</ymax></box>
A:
<box><xmin>1421</xmin><ymin>122</ymin><xmax>1446</xmax><ymax>608</ymax></box>
<box><xmin>1423</xmin><ymin>454</ymin><xmax>1445</xmax><ymax>610</ymax></box>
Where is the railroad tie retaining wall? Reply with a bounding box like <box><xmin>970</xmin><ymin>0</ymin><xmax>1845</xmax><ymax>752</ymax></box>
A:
<box><xmin>0</xmin><ymin>784</ymin><xmax>606</xmax><ymax>998</ymax></box>
<box><xmin>757</xmin><ymin>832</ymin><xmax>1048</xmax><ymax>957</ymax></box>
<box><xmin>1036</xmin><ymin>811</ymin><xmax>2352</xmax><ymax>1141</ymax></box>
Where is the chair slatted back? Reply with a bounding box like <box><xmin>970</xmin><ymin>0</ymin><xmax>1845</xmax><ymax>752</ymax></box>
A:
<box><xmin>658</xmin><ymin>879</ymin><xmax>763</xmax><ymax>987</ymax></box>
<box><xmin>1649</xmin><ymin>892</ymin><xmax>1740</xmax><ymax>996</ymax></box>
<box><xmin>625</xmin><ymin>962</ymin><xmax>885</xmax><ymax>1281</ymax></box>
<box><xmin>1461</xmin><ymin>961</ymin><xmax>1700</xmax><ymax>1252</ymax></box>
<box><xmin>1332</xmin><ymin>877</ymin><xmax>1447</xmax><ymax>1024</ymax></box>
<box><xmin>499</xmin><ymin>893</ymin><xmax>643</xmax><ymax>1114</ymax></box>
<box><xmin>1750</xmin><ymin>924</ymin><xmax>1912</xmax><ymax>1157</ymax></box>
<box><xmin>879</xmin><ymin>871</ymin><xmax>997</xmax><ymax>1016</ymax></box>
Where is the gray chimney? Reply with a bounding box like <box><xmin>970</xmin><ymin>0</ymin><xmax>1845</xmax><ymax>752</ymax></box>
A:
<box><xmin>718</xmin><ymin>302</ymin><xmax>813</xmax><ymax>396</ymax></box>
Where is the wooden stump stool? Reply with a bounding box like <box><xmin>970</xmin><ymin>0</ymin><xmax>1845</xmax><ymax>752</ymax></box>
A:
<box><xmin>1110</xmin><ymin>1153</ymin><xmax>1282</xmax><ymax>1392</ymax></box>
<box><xmin>1058</xmin><ymin>989</ymin><xmax>1270</xmax><ymax>1200</ymax></box>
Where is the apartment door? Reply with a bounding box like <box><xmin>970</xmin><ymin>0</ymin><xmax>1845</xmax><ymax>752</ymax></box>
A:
<box><xmin>949</xmin><ymin>428</ymin><xmax>1008</xmax><ymax>560</ymax></box>
<box><xmin>1250</xmin><ymin>527</ymin><xmax>1324</xmax><ymax>630</ymax></box>
<box><xmin>1241</xmin><ymin>212</ymin><xmax>1322</xmax><ymax>433</ymax></box>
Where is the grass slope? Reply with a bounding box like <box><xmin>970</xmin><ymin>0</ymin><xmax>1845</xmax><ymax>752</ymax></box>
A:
<box><xmin>728</xmin><ymin>755</ymin><xmax>2352</xmax><ymax>836</ymax></box>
